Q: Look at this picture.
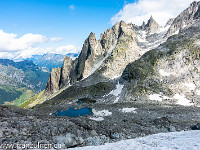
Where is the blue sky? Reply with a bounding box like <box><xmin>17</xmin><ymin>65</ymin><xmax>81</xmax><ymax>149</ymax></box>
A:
<box><xmin>0</xmin><ymin>0</ymin><xmax>135</xmax><ymax>47</ymax></box>
<box><xmin>0</xmin><ymin>0</ymin><xmax>194</xmax><ymax>59</ymax></box>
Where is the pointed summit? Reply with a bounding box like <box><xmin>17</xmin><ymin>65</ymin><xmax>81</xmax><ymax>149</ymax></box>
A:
<box><xmin>143</xmin><ymin>16</ymin><xmax>161</xmax><ymax>33</ymax></box>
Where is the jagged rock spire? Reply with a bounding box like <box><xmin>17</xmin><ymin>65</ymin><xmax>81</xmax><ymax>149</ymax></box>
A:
<box><xmin>140</xmin><ymin>16</ymin><xmax>161</xmax><ymax>33</ymax></box>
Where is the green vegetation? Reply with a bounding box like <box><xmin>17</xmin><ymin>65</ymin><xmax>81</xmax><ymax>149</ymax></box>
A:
<box><xmin>0</xmin><ymin>86</ymin><xmax>23</xmax><ymax>104</ymax></box>
<box><xmin>4</xmin><ymin>89</ymin><xmax>35</xmax><ymax>106</ymax></box>
<box><xmin>0</xmin><ymin>59</ymin><xmax>50</xmax><ymax>105</ymax></box>
<box><xmin>19</xmin><ymin>90</ymin><xmax>46</xmax><ymax>109</ymax></box>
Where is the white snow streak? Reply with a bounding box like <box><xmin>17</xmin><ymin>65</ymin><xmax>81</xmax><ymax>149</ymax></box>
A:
<box><xmin>173</xmin><ymin>29</ymin><xmax>180</xmax><ymax>35</ymax></box>
<box><xmin>196</xmin><ymin>90</ymin><xmax>200</xmax><ymax>95</ymax></box>
<box><xmin>149</xmin><ymin>94</ymin><xmax>162</xmax><ymax>102</ymax></box>
<box><xmin>90</xmin><ymin>109</ymin><xmax>112</xmax><ymax>121</ymax></box>
<box><xmin>184</xmin><ymin>83</ymin><xmax>196</xmax><ymax>91</ymax></box>
<box><xmin>159</xmin><ymin>69</ymin><xmax>173</xmax><ymax>76</ymax></box>
<box><xmin>120</xmin><ymin>107</ymin><xmax>137</xmax><ymax>113</ymax></box>
<box><xmin>89</xmin><ymin>117</ymin><xmax>104</xmax><ymax>121</ymax></box>
<box><xmin>85</xmin><ymin>41</ymin><xmax>117</xmax><ymax>78</ymax></box>
<box><xmin>109</xmin><ymin>82</ymin><xmax>124</xmax><ymax>97</ymax></box>
<box><xmin>174</xmin><ymin>94</ymin><xmax>193</xmax><ymax>106</ymax></box>
<box><xmin>92</xmin><ymin>109</ymin><xmax>112</xmax><ymax>117</ymax></box>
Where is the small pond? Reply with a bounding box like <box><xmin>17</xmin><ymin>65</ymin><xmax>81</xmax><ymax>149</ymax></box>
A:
<box><xmin>51</xmin><ymin>107</ymin><xmax>93</xmax><ymax>117</ymax></box>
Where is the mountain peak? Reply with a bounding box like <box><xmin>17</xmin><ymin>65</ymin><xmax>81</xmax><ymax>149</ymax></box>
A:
<box><xmin>146</xmin><ymin>16</ymin><xmax>158</xmax><ymax>27</ymax></box>
<box><xmin>149</xmin><ymin>15</ymin><xmax>154</xmax><ymax>22</ymax></box>
<box><xmin>190</xmin><ymin>1</ymin><xmax>198</xmax><ymax>7</ymax></box>
<box><xmin>88</xmin><ymin>32</ymin><xmax>96</xmax><ymax>39</ymax></box>
<box><xmin>142</xmin><ymin>16</ymin><xmax>161</xmax><ymax>33</ymax></box>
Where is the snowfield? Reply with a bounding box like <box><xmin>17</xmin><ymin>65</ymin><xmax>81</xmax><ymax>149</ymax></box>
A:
<box><xmin>70</xmin><ymin>130</ymin><xmax>200</xmax><ymax>150</ymax></box>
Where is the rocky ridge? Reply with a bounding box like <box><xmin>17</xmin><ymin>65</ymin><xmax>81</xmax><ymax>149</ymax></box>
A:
<box><xmin>44</xmin><ymin>17</ymin><xmax>167</xmax><ymax>96</ymax></box>
<box><xmin>167</xmin><ymin>1</ymin><xmax>200</xmax><ymax>37</ymax></box>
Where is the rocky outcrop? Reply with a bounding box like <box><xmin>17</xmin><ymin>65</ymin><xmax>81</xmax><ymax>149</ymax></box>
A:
<box><xmin>166</xmin><ymin>1</ymin><xmax>200</xmax><ymax>37</ymax></box>
<box><xmin>140</xmin><ymin>16</ymin><xmax>161</xmax><ymax>34</ymax></box>
<box><xmin>59</xmin><ymin>56</ymin><xmax>73</xmax><ymax>88</ymax></box>
<box><xmin>96</xmin><ymin>21</ymin><xmax>140</xmax><ymax>79</ymax></box>
<box><xmin>165</xmin><ymin>18</ymin><xmax>175</xmax><ymax>27</ymax></box>
<box><xmin>46</xmin><ymin>67</ymin><xmax>61</xmax><ymax>94</ymax></box>
<box><xmin>145</xmin><ymin>16</ymin><xmax>161</xmax><ymax>33</ymax></box>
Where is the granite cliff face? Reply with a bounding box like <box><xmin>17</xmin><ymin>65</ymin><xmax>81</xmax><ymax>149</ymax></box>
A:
<box><xmin>167</xmin><ymin>1</ymin><xmax>200</xmax><ymax>37</ymax></box>
<box><xmin>46</xmin><ymin>67</ymin><xmax>61</xmax><ymax>94</ymax></box>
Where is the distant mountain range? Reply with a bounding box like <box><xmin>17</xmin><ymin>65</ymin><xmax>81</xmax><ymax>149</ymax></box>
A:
<box><xmin>0</xmin><ymin>59</ymin><xmax>50</xmax><ymax>104</ymax></box>
<box><xmin>15</xmin><ymin>53</ymin><xmax>79</xmax><ymax>70</ymax></box>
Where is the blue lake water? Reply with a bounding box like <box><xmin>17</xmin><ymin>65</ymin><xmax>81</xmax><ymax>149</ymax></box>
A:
<box><xmin>52</xmin><ymin>107</ymin><xmax>93</xmax><ymax>117</ymax></box>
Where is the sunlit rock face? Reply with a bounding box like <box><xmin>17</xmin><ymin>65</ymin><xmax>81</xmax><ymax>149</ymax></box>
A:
<box><xmin>166</xmin><ymin>1</ymin><xmax>200</xmax><ymax>37</ymax></box>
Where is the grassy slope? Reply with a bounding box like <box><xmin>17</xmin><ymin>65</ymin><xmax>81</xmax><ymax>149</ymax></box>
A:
<box><xmin>4</xmin><ymin>89</ymin><xmax>35</xmax><ymax>106</ymax></box>
<box><xmin>19</xmin><ymin>90</ymin><xmax>46</xmax><ymax>109</ymax></box>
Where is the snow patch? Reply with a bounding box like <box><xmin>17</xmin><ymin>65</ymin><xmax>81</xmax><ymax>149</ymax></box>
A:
<box><xmin>184</xmin><ymin>83</ymin><xmax>196</xmax><ymax>91</ymax></box>
<box><xmin>120</xmin><ymin>107</ymin><xmax>137</xmax><ymax>113</ymax></box>
<box><xmin>90</xmin><ymin>109</ymin><xmax>112</xmax><ymax>122</ymax></box>
<box><xmin>159</xmin><ymin>69</ymin><xmax>173</xmax><ymax>76</ymax></box>
<box><xmin>173</xmin><ymin>29</ymin><xmax>180</xmax><ymax>35</ymax></box>
<box><xmin>92</xmin><ymin>109</ymin><xmax>112</xmax><ymax>117</ymax></box>
<box><xmin>149</xmin><ymin>94</ymin><xmax>162</xmax><ymax>102</ymax></box>
<box><xmin>137</xmin><ymin>36</ymin><xmax>147</xmax><ymax>43</ymax></box>
<box><xmin>70</xmin><ymin>130</ymin><xmax>200</xmax><ymax>150</ymax></box>
<box><xmin>162</xmin><ymin>96</ymin><xmax>171</xmax><ymax>100</ymax></box>
<box><xmin>113</xmin><ymin>97</ymin><xmax>120</xmax><ymax>103</ymax></box>
<box><xmin>182</xmin><ymin>22</ymin><xmax>187</xmax><ymax>28</ymax></box>
<box><xmin>108</xmin><ymin>82</ymin><xmax>124</xmax><ymax>97</ymax></box>
<box><xmin>196</xmin><ymin>90</ymin><xmax>200</xmax><ymax>95</ymax></box>
<box><xmin>174</xmin><ymin>94</ymin><xmax>193</xmax><ymax>106</ymax></box>
<box><xmin>89</xmin><ymin>117</ymin><xmax>104</xmax><ymax>121</ymax></box>
<box><xmin>108</xmin><ymin>82</ymin><xmax>124</xmax><ymax>103</ymax></box>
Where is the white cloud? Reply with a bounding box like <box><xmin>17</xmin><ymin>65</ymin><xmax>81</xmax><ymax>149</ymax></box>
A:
<box><xmin>69</xmin><ymin>5</ymin><xmax>75</xmax><ymax>10</ymax></box>
<box><xmin>0</xmin><ymin>45</ymin><xmax>81</xmax><ymax>60</ymax></box>
<box><xmin>0</xmin><ymin>30</ymin><xmax>62</xmax><ymax>52</ymax></box>
<box><xmin>111</xmin><ymin>0</ymin><xmax>194</xmax><ymax>26</ymax></box>
<box><xmin>55</xmin><ymin>45</ymin><xmax>80</xmax><ymax>54</ymax></box>
<box><xmin>49</xmin><ymin>37</ymin><xmax>63</xmax><ymax>42</ymax></box>
<box><xmin>0</xmin><ymin>30</ymin><xmax>80</xmax><ymax>59</ymax></box>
